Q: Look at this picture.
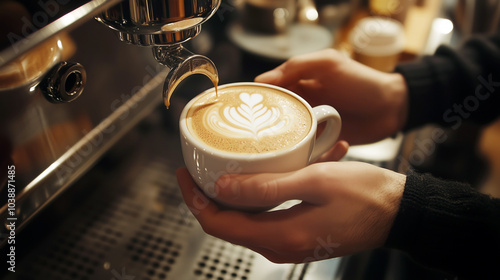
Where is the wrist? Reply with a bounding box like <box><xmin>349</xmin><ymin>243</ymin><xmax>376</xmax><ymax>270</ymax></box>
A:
<box><xmin>378</xmin><ymin>170</ymin><xmax>406</xmax><ymax>245</ymax></box>
<box><xmin>382</xmin><ymin>73</ymin><xmax>409</xmax><ymax>135</ymax></box>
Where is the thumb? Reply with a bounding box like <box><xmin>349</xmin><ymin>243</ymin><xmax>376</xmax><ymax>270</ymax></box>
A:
<box><xmin>214</xmin><ymin>166</ymin><xmax>320</xmax><ymax>208</ymax></box>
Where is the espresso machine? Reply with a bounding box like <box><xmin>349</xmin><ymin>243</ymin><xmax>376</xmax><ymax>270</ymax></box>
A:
<box><xmin>0</xmin><ymin>1</ymin><xmax>347</xmax><ymax>279</ymax></box>
<box><xmin>0</xmin><ymin>0</ymin><xmax>220</xmax><ymax>245</ymax></box>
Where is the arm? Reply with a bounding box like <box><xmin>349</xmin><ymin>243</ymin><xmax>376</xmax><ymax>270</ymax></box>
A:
<box><xmin>385</xmin><ymin>171</ymin><xmax>500</xmax><ymax>279</ymax></box>
<box><xmin>397</xmin><ymin>33</ymin><xmax>500</xmax><ymax>131</ymax></box>
<box><xmin>256</xmin><ymin>33</ymin><xmax>500</xmax><ymax>143</ymax></box>
<box><xmin>385</xmin><ymin>33</ymin><xmax>500</xmax><ymax>278</ymax></box>
<box><xmin>177</xmin><ymin>163</ymin><xmax>500</xmax><ymax>278</ymax></box>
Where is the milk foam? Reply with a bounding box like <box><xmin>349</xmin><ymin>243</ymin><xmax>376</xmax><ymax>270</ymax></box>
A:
<box><xmin>206</xmin><ymin>92</ymin><xmax>288</xmax><ymax>139</ymax></box>
<box><xmin>187</xmin><ymin>85</ymin><xmax>311</xmax><ymax>153</ymax></box>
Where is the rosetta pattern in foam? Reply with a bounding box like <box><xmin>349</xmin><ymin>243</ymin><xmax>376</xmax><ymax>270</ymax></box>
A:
<box><xmin>205</xmin><ymin>92</ymin><xmax>290</xmax><ymax>139</ymax></box>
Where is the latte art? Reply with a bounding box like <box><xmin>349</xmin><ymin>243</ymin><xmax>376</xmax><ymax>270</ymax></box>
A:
<box><xmin>206</xmin><ymin>92</ymin><xmax>289</xmax><ymax>139</ymax></box>
<box><xmin>186</xmin><ymin>84</ymin><xmax>312</xmax><ymax>153</ymax></box>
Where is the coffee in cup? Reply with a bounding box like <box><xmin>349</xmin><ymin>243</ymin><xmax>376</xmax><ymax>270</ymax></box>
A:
<box><xmin>185</xmin><ymin>84</ymin><xmax>311</xmax><ymax>154</ymax></box>
<box><xmin>179</xmin><ymin>82</ymin><xmax>341</xmax><ymax>209</ymax></box>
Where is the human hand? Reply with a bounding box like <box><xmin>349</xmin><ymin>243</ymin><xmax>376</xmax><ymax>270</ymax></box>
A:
<box><xmin>176</xmin><ymin>161</ymin><xmax>405</xmax><ymax>263</ymax></box>
<box><xmin>255</xmin><ymin>49</ymin><xmax>409</xmax><ymax>145</ymax></box>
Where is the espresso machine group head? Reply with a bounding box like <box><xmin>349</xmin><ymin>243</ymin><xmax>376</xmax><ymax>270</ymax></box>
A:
<box><xmin>95</xmin><ymin>0</ymin><xmax>221</xmax><ymax>108</ymax></box>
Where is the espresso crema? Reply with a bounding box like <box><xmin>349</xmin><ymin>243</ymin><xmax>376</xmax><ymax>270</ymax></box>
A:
<box><xmin>186</xmin><ymin>84</ymin><xmax>312</xmax><ymax>153</ymax></box>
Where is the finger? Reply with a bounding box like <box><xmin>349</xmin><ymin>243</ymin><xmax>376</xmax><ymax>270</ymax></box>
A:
<box><xmin>315</xmin><ymin>140</ymin><xmax>349</xmax><ymax>163</ymax></box>
<box><xmin>196</xmin><ymin>202</ymin><xmax>321</xmax><ymax>256</ymax></box>
<box><xmin>176</xmin><ymin>168</ymin><xmax>282</xmax><ymax>241</ymax></box>
<box><xmin>246</xmin><ymin>243</ymin><xmax>310</xmax><ymax>264</ymax></box>
<box><xmin>176</xmin><ymin>167</ymin><xmax>220</xmax><ymax>219</ymax></box>
<box><xmin>214</xmin><ymin>166</ymin><xmax>322</xmax><ymax>207</ymax></box>
<box><xmin>255</xmin><ymin>49</ymin><xmax>339</xmax><ymax>88</ymax></box>
<box><xmin>177</xmin><ymin>168</ymin><xmax>318</xmax><ymax>248</ymax></box>
<box><xmin>207</xmin><ymin>203</ymin><xmax>329</xmax><ymax>262</ymax></box>
<box><xmin>254</xmin><ymin>67</ymin><xmax>283</xmax><ymax>84</ymax></box>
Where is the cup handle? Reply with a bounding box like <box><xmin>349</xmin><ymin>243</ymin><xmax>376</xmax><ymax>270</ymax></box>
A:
<box><xmin>309</xmin><ymin>105</ymin><xmax>342</xmax><ymax>163</ymax></box>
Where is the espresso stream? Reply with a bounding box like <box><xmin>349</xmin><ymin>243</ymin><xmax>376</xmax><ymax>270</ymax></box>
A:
<box><xmin>186</xmin><ymin>85</ymin><xmax>312</xmax><ymax>153</ymax></box>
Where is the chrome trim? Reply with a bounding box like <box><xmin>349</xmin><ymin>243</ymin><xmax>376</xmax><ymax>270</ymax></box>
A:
<box><xmin>0</xmin><ymin>0</ymin><xmax>123</xmax><ymax>69</ymax></box>
<box><xmin>116</xmin><ymin>26</ymin><xmax>201</xmax><ymax>46</ymax></box>
<box><xmin>95</xmin><ymin>0</ymin><xmax>221</xmax><ymax>46</ymax></box>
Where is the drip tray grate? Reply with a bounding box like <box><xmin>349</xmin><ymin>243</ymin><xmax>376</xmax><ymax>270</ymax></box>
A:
<box><xmin>193</xmin><ymin>237</ymin><xmax>254</xmax><ymax>280</ymax></box>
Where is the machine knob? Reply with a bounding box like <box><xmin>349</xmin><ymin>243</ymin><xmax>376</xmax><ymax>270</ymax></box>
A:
<box><xmin>40</xmin><ymin>61</ymin><xmax>86</xmax><ymax>103</ymax></box>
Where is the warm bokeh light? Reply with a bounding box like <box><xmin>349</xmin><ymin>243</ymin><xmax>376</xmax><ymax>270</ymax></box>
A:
<box><xmin>435</xmin><ymin>18</ymin><xmax>453</xmax><ymax>34</ymax></box>
<box><xmin>305</xmin><ymin>7</ymin><xmax>319</xmax><ymax>22</ymax></box>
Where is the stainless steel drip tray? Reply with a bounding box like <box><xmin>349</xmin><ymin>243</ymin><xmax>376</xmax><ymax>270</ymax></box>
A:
<box><xmin>2</xmin><ymin>110</ymin><xmax>341</xmax><ymax>280</ymax></box>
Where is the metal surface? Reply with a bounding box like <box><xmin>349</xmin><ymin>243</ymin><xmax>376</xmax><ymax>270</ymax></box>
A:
<box><xmin>0</xmin><ymin>19</ymin><xmax>166</xmax><ymax>246</ymax></box>
<box><xmin>0</xmin><ymin>113</ymin><xmax>341</xmax><ymax>279</ymax></box>
<box><xmin>96</xmin><ymin>0</ymin><xmax>221</xmax><ymax>109</ymax></box>
<box><xmin>0</xmin><ymin>0</ymin><xmax>123</xmax><ymax>68</ymax></box>
<box><xmin>153</xmin><ymin>45</ymin><xmax>218</xmax><ymax>108</ymax></box>
<box><xmin>96</xmin><ymin>0</ymin><xmax>221</xmax><ymax>108</ymax></box>
<box><xmin>95</xmin><ymin>0</ymin><xmax>221</xmax><ymax>46</ymax></box>
<box><xmin>40</xmin><ymin>61</ymin><xmax>87</xmax><ymax>103</ymax></box>
<box><xmin>0</xmin><ymin>0</ymin><xmax>219</xmax><ymax>248</ymax></box>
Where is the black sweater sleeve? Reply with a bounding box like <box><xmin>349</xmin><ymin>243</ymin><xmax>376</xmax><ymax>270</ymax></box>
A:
<box><xmin>395</xmin><ymin>33</ymin><xmax>500</xmax><ymax>131</ymax></box>
<box><xmin>384</xmin><ymin>171</ymin><xmax>500</xmax><ymax>279</ymax></box>
<box><xmin>385</xmin><ymin>34</ymin><xmax>500</xmax><ymax>279</ymax></box>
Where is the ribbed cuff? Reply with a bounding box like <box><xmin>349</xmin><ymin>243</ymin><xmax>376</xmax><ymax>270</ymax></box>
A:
<box><xmin>383</xmin><ymin>171</ymin><xmax>424</xmax><ymax>251</ymax></box>
<box><xmin>394</xmin><ymin>57</ymin><xmax>456</xmax><ymax>131</ymax></box>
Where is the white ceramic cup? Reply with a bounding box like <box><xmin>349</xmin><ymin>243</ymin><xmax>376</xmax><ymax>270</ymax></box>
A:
<box><xmin>179</xmin><ymin>82</ymin><xmax>341</xmax><ymax>208</ymax></box>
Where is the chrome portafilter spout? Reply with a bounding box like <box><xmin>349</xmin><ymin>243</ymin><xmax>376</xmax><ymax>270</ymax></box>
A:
<box><xmin>95</xmin><ymin>0</ymin><xmax>221</xmax><ymax>108</ymax></box>
<box><xmin>153</xmin><ymin>45</ymin><xmax>218</xmax><ymax>108</ymax></box>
